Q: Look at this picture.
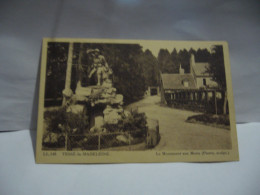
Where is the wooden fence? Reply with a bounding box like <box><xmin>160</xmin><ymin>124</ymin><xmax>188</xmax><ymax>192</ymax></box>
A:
<box><xmin>163</xmin><ymin>89</ymin><xmax>227</xmax><ymax>114</ymax></box>
<box><xmin>66</xmin><ymin>130</ymin><xmax>147</xmax><ymax>151</ymax></box>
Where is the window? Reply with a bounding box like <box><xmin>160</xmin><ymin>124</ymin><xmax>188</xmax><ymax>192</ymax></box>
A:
<box><xmin>203</xmin><ymin>78</ymin><xmax>206</xmax><ymax>86</ymax></box>
<box><xmin>183</xmin><ymin>80</ymin><xmax>189</xmax><ymax>87</ymax></box>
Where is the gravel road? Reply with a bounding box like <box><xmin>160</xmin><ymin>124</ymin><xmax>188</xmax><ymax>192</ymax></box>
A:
<box><xmin>127</xmin><ymin>95</ymin><xmax>232</xmax><ymax>150</ymax></box>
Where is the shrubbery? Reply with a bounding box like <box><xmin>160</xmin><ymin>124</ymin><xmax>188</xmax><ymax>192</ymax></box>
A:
<box><xmin>186</xmin><ymin>114</ymin><xmax>230</xmax><ymax>128</ymax></box>
<box><xmin>44</xmin><ymin>107</ymin><xmax>89</xmax><ymax>134</ymax></box>
<box><xmin>43</xmin><ymin>107</ymin><xmax>147</xmax><ymax>149</ymax></box>
<box><xmin>103</xmin><ymin>110</ymin><xmax>147</xmax><ymax>135</ymax></box>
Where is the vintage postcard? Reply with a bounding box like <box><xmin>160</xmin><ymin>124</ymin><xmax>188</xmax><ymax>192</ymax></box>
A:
<box><xmin>36</xmin><ymin>38</ymin><xmax>239</xmax><ymax>163</ymax></box>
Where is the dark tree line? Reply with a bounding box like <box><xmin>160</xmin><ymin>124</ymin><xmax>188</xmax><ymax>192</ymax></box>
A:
<box><xmin>158</xmin><ymin>48</ymin><xmax>211</xmax><ymax>74</ymax></box>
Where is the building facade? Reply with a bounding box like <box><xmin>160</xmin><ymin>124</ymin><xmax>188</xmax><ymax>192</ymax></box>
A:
<box><xmin>189</xmin><ymin>54</ymin><xmax>218</xmax><ymax>89</ymax></box>
<box><xmin>160</xmin><ymin>54</ymin><xmax>223</xmax><ymax>114</ymax></box>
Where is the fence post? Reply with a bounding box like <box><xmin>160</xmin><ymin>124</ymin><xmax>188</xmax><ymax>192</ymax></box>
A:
<box><xmin>65</xmin><ymin>133</ymin><xmax>68</xmax><ymax>150</ymax></box>
<box><xmin>128</xmin><ymin>132</ymin><xmax>131</xmax><ymax>151</ymax></box>
<box><xmin>205</xmin><ymin>91</ymin><xmax>208</xmax><ymax>111</ymax></box>
<box><xmin>214</xmin><ymin>90</ymin><xmax>218</xmax><ymax>115</ymax></box>
<box><xmin>98</xmin><ymin>133</ymin><xmax>101</xmax><ymax>150</ymax></box>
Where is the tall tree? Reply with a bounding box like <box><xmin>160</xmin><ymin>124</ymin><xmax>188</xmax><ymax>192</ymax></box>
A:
<box><xmin>178</xmin><ymin>49</ymin><xmax>190</xmax><ymax>73</ymax></box>
<box><xmin>208</xmin><ymin>45</ymin><xmax>228</xmax><ymax>114</ymax></box>
<box><xmin>195</xmin><ymin>48</ymin><xmax>211</xmax><ymax>62</ymax></box>
<box><xmin>45</xmin><ymin>42</ymin><xmax>69</xmax><ymax>104</ymax></box>
<box><xmin>189</xmin><ymin>48</ymin><xmax>196</xmax><ymax>56</ymax></box>
<box><xmin>137</xmin><ymin>49</ymin><xmax>159</xmax><ymax>88</ymax></box>
<box><xmin>170</xmin><ymin>48</ymin><xmax>179</xmax><ymax>73</ymax></box>
<box><xmin>158</xmin><ymin>49</ymin><xmax>174</xmax><ymax>73</ymax></box>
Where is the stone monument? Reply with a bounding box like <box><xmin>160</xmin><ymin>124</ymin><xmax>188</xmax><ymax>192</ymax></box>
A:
<box><xmin>62</xmin><ymin>46</ymin><xmax>126</xmax><ymax>133</ymax></box>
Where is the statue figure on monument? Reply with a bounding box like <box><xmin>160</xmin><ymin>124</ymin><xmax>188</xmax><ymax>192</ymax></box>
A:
<box><xmin>87</xmin><ymin>49</ymin><xmax>112</xmax><ymax>86</ymax></box>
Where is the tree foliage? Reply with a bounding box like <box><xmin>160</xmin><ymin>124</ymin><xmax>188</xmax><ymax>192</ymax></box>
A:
<box><xmin>96</xmin><ymin>43</ymin><xmax>146</xmax><ymax>104</ymax></box>
<box><xmin>178</xmin><ymin>49</ymin><xmax>190</xmax><ymax>73</ymax></box>
<box><xmin>195</xmin><ymin>48</ymin><xmax>211</xmax><ymax>62</ymax></box>
<box><xmin>103</xmin><ymin>110</ymin><xmax>147</xmax><ymax>134</ymax></box>
<box><xmin>158</xmin><ymin>49</ymin><xmax>174</xmax><ymax>73</ymax></box>
<box><xmin>208</xmin><ymin>45</ymin><xmax>226</xmax><ymax>89</ymax></box>
<box><xmin>207</xmin><ymin>45</ymin><xmax>228</xmax><ymax>114</ymax></box>
<box><xmin>138</xmin><ymin>49</ymin><xmax>159</xmax><ymax>88</ymax></box>
<box><xmin>45</xmin><ymin>42</ymin><xmax>160</xmax><ymax>105</ymax></box>
<box><xmin>44</xmin><ymin>107</ymin><xmax>89</xmax><ymax>134</ymax></box>
<box><xmin>170</xmin><ymin>48</ymin><xmax>179</xmax><ymax>73</ymax></box>
<box><xmin>158</xmin><ymin>47</ymin><xmax>212</xmax><ymax>74</ymax></box>
<box><xmin>45</xmin><ymin>42</ymin><xmax>69</xmax><ymax>101</ymax></box>
<box><xmin>74</xmin><ymin>43</ymin><xmax>160</xmax><ymax>104</ymax></box>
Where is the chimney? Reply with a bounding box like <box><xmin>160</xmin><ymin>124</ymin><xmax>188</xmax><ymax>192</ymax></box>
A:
<box><xmin>179</xmin><ymin>64</ymin><xmax>184</xmax><ymax>74</ymax></box>
<box><xmin>190</xmin><ymin>54</ymin><xmax>195</xmax><ymax>74</ymax></box>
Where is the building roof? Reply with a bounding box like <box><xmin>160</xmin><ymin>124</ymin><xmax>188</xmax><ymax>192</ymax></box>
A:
<box><xmin>161</xmin><ymin>73</ymin><xmax>197</xmax><ymax>90</ymax></box>
<box><xmin>193</xmin><ymin>62</ymin><xmax>210</xmax><ymax>76</ymax></box>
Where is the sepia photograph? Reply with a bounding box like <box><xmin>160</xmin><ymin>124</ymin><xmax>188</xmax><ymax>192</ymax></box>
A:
<box><xmin>3</xmin><ymin>0</ymin><xmax>260</xmax><ymax>193</ymax></box>
<box><xmin>36</xmin><ymin>38</ymin><xmax>239</xmax><ymax>163</ymax></box>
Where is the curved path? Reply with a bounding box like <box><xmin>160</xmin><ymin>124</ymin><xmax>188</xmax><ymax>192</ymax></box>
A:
<box><xmin>127</xmin><ymin>96</ymin><xmax>231</xmax><ymax>150</ymax></box>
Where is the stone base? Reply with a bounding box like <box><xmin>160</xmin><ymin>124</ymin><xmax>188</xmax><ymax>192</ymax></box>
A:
<box><xmin>103</xmin><ymin>105</ymin><xmax>124</xmax><ymax>124</ymax></box>
<box><xmin>76</xmin><ymin>86</ymin><xmax>92</xmax><ymax>97</ymax></box>
<box><xmin>74</xmin><ymin>84</ymin><xmax>123</xmax><ymax>106</ymax></box>
<box><xmin>62</xmin><ymin>88</ymin><xmax>73</xmax><ymax>97</ymax></box>
<box><xmin>66</xmin><ymin>104</ymin><xmax>85</xmax><ymax>114</ymax></box>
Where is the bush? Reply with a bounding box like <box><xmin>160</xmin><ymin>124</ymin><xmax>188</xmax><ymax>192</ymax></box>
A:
<box><xmin>103</xmin><ymin>110</ymin><xmax>147</xmax><ymax>136</ymax></box>
<box><xmin>44</xmin><ymin>107</ymin><xmax>89</xmax><ymax>134</ymax></box>
<box><xmin>186</xmin><ymin>114</ymin><xmax>230</xmax><ymax>127</ymax></box>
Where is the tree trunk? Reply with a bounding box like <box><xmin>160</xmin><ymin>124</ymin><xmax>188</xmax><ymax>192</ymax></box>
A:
<box><xmin>223</xmin><ymin>90</ymin><xmax>227</xmax><ymax>114</ymax></box>
<box><xmin>214</xmin><ymin>90</ymin><xmax>217</xmax><ymax>115</ymax></box>
<box><xmin>62</xmin><ymin>42</ymin><xmax>73</xmax><ymax>106</ymax></box>
<box><xmin>78</xmin><ymin>43</ymin><xmax>83</xmax><ymax>83</ymax></box>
